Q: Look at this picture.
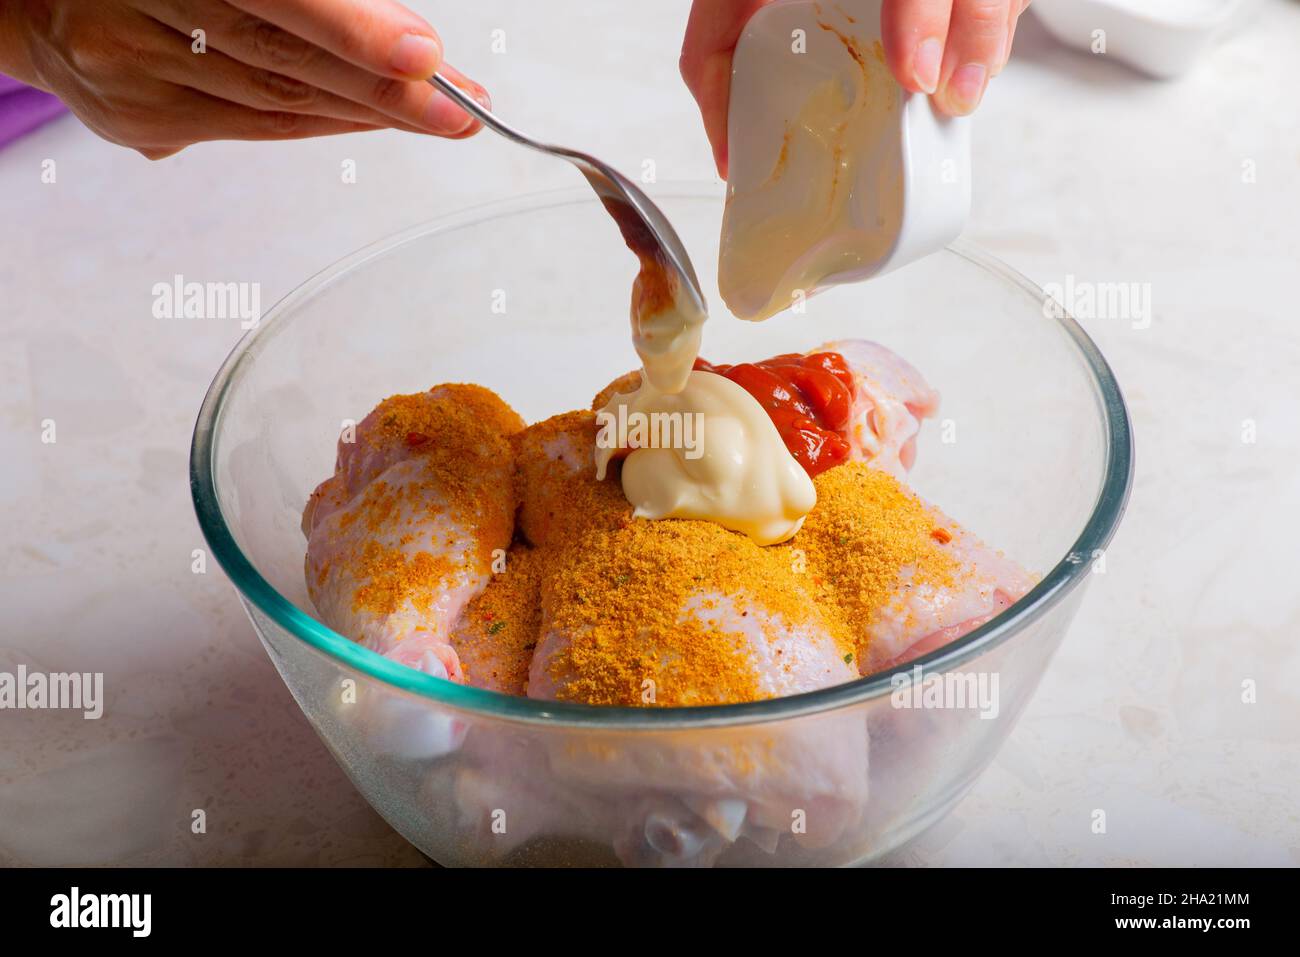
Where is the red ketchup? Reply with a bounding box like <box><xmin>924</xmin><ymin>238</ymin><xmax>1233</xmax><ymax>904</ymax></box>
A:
<box><xmin>693</xmin><ymin>352</ymin><xmax>855</xmax><ymax>477</ymax></box>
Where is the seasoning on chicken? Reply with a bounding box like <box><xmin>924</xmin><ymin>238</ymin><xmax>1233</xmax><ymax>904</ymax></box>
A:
<box><xmin>304</xmin><ymin>339</ymin><xmax>1029</xmax><ymax>695</ymax></box>
<box><xmin>303</xmin><ymin>384</ymin><xmax>523</xmax><ymax>681</ymax></box>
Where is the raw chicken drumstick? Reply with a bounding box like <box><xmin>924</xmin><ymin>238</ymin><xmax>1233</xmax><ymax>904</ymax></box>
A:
<box><xmin>303</xmin><ymin>384</ymin><xmax>523</xmax><ymax>681</ymax></box>
<box><xmin>513</xmin><ymin>411</ymin><xmax>860</xmax><ymax>706</ymax></box>
<box><xmin>488</xmin><ymin>410</ymin><xmax>869</xmax><ymax>863</ymax></box>
<box><xmin>813</xmin><ymin>339</ymin><xmax>1032</xmax><ymax>670</ymax></box>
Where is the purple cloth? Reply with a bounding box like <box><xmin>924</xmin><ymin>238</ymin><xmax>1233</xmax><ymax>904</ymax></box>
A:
<box><xmin>0</xmin><ymin>74</ymin><xmax>67</xmax><ymax>146</ymax></box>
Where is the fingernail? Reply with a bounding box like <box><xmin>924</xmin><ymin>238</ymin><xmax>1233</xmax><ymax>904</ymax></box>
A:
<box><xmin>946</xmin><ymin>63</ymin><xmax>988</xmax><ymax>114</ymax></box>
<box><xmin>391</xmin><ymin>33</ymin><xmax>441</xmax><ymax>78</ymax></box>
<box><xmin>423</xmin><ymin>95</ymin><xmax>474</xmax><ymax>135</ymax></box>
<box><xmin>913</xmin><ymin>38</ymin><xmax>943</xmax><ymax>95</ymax></box>
<box><xmin>472</xmin><ymin>87</ymin><xmax>492</xmax><ymax>111</ymax></box>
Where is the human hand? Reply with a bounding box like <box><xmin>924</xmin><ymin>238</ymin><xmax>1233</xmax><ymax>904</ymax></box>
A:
<box><xmin>681</xmin><ymin>0</ymin><xmax>1030</xmax><ymax>176</ymax></box>
<box><xmin>1</xmin><ymin>0</ymin><xmax>488</xmax><ymax>159</ymax></box>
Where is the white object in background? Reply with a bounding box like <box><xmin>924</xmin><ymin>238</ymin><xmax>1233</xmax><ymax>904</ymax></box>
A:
<box><xmin>719</xmin><ymin>0</ymin><xmax>970</xmax><ymax>322</ymax></box>
<box><xmin>1033</xmin><ymin>0</ymin><xmax>1257</xmax><ymax>79</ymax></box>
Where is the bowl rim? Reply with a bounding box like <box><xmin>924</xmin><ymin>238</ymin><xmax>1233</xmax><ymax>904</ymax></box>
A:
<box><xmin>190</xmin><ymin>182</ymin><xmax>1134</xmax><ymax>730</ymax></box>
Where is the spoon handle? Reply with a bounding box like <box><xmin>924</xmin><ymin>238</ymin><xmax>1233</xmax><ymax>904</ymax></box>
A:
<box><xmin>425</xmin><ymin>73</ymin><xmax>707</xmax><ymax>316</ymax></box>
<box><xmin>428</xmin><ymin>73</ymin><xmax>530</xmax><ymax>148</ymax></box>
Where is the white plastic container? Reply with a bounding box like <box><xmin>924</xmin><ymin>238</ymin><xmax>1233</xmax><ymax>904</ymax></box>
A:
<box><xmin>719</xmin><ymin>0</ymin><xmax>970</xmax><ymax>321</ymax></box>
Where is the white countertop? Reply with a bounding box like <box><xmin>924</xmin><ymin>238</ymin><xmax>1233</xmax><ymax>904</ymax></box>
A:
<box><xmin>1</xmin><ymin>0</ymin><xmax>1297</xmax><ymax>867</ymax></box>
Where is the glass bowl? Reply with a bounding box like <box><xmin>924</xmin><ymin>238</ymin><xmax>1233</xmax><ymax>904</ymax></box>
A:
<box><xmin>191</xmin><ymin>184</ymin><xmax>1132</xmax><ymax>867</ymax></box>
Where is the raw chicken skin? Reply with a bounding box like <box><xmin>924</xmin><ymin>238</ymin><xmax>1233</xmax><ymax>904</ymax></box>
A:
<box><xmin>809</xmin><ymin>340</ymin><xmax>1031</xmax><ymax>671</ymax></box>
<box><xmin>863</xmin><ymin>516</ymin><xmax>1033</xmax><ymax>673</ymax></box>
<box><xmin>816</xmin><ymin>340</ymin><xmax>1029</xmax><ymax>670</ymax></box>
<box><xmin>819</xmin><ymin>338</ymin><xmax>941</xmax><ymax>479</ymax></box>
<box><xmin>528</xmin><ymin>588</ymin><xmax>859</xmax><ymax>704</ymax></box>
<box><xmin>303</xmin><ymin>384</ymin><xmax>523</xmax><ymax>681</ymax></box>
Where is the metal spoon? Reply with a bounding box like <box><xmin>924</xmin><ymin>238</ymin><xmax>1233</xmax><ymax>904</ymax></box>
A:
<box><xmin>428</xmin><ymin>73</ymin><xmax>708</xmax><ymax>318</ymax></box>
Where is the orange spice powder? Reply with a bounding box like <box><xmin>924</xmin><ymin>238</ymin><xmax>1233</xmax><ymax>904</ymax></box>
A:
<box><xmin>511</xmin><ymin>413</ymin><xmax>839</xmax><ymax>706</ymax></box>
<box><xmin>340</xmin><ymin>385</ymin><xmax>523</xmax><ymax>618</ymax></box>
<box><xmin>325</xmin><ymin>381</ymin><xmax>966</xmax><ymax>707</ymax></box>
<box><xmin>453</xmin><ymin>543</ymin><xmax>545</xmax><ymax>695</ymax></box>
<box><xmin>797</xmin><ymin>461</ymin><xmax>960</xmax><ymax>659</ymax></box>
<box><xmin>369</xmin><ymin>383</ymin><xmax>526</xmax><ymax>454</ymax></box>
<box><xmin>351</xmin><ymin>539</ymin><xmax>460</xmax><ymax>618</ymax></box>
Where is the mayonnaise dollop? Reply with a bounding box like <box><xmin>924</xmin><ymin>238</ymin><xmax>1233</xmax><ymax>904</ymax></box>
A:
<box><xmin>597</xmin><ymin>196</ymin><xmax>817</xmax><ymax>546</ymax></box>
<box><xmin>595</xmin><ymin>370</ymin><xmax>816</xmax><ymax>546</ymax></box>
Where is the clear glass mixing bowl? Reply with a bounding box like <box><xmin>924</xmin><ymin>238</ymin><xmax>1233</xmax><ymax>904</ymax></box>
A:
<box><xmin>191</xmin><ymin>184</ymin><xmax>1132</xmax><ymax>867</ymax></box>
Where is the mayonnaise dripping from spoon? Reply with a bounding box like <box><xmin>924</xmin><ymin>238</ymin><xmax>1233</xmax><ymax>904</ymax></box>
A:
<box><xmin>595</xmin><ymin>198</ymin><xmax>816</xmax><ymax>545</ymax></box>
